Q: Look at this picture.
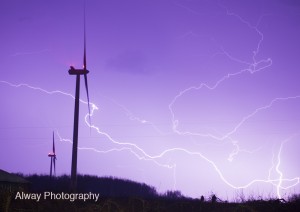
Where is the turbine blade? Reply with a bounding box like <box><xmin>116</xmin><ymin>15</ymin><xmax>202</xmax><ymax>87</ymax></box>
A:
<box><xmin>83</xmin><ymin>0</ymin><xmax>87</xmax><ymax>70</ymax></box>
<box><xmin>83</xmin><ymin>0</ymin><xmax>91</xmax><ymax>131</ymax></box>
<box><xmin>52</xmin><ymin>131</ymin><xmax>55</xmax><ymax>154</ymax></box>
<box><xmin>53</xmin><ymin>157</ymin><xmax>56</xmax><ymax>176</ymax></box>
<box><xmin>84</xmin><ymin>73</ymin><xmax>91</xmax><ymax>128</ymax></box>
<box><xmin>83</xmin><ymin>34</ymin><xmax>86</xmax><ymax>70</ymax></box>
<box><xmin>50</xmin><ymin>158</ymin><xmax>52</xmax><ymax>177</ymax></box>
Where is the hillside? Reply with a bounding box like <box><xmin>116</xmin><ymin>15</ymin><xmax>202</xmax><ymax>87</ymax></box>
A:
<box><xmin>1</xmin><ymin>174</ymin><xmax>300</xmax><ymax>211</ymax></box>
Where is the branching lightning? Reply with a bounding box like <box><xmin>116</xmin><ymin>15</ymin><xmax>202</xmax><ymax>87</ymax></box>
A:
<box><xmin>166</xmin><ymin>3</ymin><xmax>300</xmax><ymax>198</ymax></box>
<box><xmin>1</xmin><ymin>78</ymin><xmax>299</xmax><ymax>198</ymax></box>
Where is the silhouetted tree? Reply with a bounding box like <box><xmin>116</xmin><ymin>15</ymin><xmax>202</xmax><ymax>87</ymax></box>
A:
<box><xmin>164</xmin><ymin>190</ymin><xmax>183</xmax><ymax>199</ymax></box>
<box><xmin>200</xmin><ymin>195</ymin><xmax>205</xmax><ymax>202</ymax></box>
<box><xmin>211</xmin><ymin>194</ymin><xmax>217</xmax><ymax>203</ymax></box>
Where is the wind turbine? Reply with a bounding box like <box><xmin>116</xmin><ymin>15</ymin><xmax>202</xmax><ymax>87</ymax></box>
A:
<box><xmin>69</xmin><ymin>4</ymin><xmax>91</xmax><ymax>192</ymax></box>
<box><xmin>48</xmin><ymin>131</ymin><xmax>56</xmax><ymax>178</ymax></box>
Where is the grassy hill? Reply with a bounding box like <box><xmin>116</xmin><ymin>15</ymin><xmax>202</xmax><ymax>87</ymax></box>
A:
<box><xmin>1</xmin><ymin>174</ymin><xmax>300</xmax><ymax>211</ymax></box>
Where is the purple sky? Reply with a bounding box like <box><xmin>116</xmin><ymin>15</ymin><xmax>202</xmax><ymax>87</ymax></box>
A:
<box><xmin>1</xmin><ymin>0</ymin><xmax>300</xmax><ymax>200</ymax></box>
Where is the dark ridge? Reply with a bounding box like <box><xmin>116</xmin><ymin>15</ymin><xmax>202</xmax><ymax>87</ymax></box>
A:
<box><xmin>2</xmin><ymin>173</ymin><xmax>299</xmax><ymax>212</ymax></box>
<box><xmin>18</xmin><ymin>174</ymin><xmax>158</xmax><ymax>199</ymax></box>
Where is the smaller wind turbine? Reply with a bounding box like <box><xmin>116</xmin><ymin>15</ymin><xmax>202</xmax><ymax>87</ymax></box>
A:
<box><xmin>48</xmin><ymin>131</ymin><xmax>56</xmax><ymax>178</ymax></box>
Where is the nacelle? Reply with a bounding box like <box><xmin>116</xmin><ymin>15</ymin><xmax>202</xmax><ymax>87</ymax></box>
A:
<box><xmin>68</xmin><ymin>66</ymin><xmax>89</xmax><ymax>75</ymax></box>
<box><xmin>48</xmin><ymin>152</ymin><xmax>56</xmax><ymax>157</ymax></box>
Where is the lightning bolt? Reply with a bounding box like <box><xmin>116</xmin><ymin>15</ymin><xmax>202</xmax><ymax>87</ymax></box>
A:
<box><xmin>165</xmin><ymin>3</ymin><xmax>299</xmax><ymax>198</ymax></box>
<box><xmin>267</xmin><ymin>135</ymin><xmax>300</xmax><ymax>199</ymax></box>
<box><xmin>0</xmin><ymin>80</ymin><xmax>96</xmax><ymax>108</ymax></box>
<box><xmin>1</xmin><ymin>79</ymin><xmax>299</xmax><ymax>199</ymax></box>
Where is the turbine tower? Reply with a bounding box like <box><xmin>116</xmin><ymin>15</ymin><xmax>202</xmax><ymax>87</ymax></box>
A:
<box><xmin>69</xmin><ymin>4</ymin><xmax>91</xmax><ymax>192</ymax></box>
<box><xmin>48</xmin><ymin>131</ymin><xmax>56</xmax><ymax>178</ymax></box>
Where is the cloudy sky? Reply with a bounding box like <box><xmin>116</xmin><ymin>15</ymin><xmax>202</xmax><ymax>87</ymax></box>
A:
<box><xmin>1</xmin><ymin>0</ymin><xmax>300</xmax><ymax>200</ymax></box>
